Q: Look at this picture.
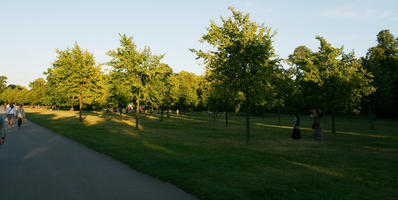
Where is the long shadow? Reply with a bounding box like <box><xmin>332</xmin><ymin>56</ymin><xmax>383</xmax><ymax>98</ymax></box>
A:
<box><xmin>25</xmin><ymin>109</ymin><xmax>398</xmax><ymax>200</ymax></box>
<box><xmin>255</xmin><ymin>122</ymin><xmax>395</xmax><ymax>139</ymax></box>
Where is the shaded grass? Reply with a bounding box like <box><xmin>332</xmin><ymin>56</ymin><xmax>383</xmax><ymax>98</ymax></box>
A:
<box><xmin>26</xmin><ymin>109</ymin><xmax>398</xmax><ymax>200</ymax></box>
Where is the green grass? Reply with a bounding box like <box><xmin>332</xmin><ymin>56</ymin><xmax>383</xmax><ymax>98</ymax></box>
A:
<box><xmin>26</xmin><ymin>109</ymin><xmax>398</xmax><ymax>200</ymax></box>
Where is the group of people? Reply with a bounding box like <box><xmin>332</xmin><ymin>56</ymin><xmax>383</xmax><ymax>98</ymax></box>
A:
<box><xmin>0</xmin><ymin>103</ymin><xmax>26</xmax><ymax>145</ymax></box>
<box><xmin>5</xmin><ymin>103</ymin><xmax>26</xmax><ymax>128</ymax></box>
<box><xmin>290</xmin><ymin>109</ymin><xmax>323</xmax><ymax>141</ymax></box>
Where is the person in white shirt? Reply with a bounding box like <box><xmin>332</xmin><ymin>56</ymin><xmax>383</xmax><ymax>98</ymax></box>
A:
<box><xmin>5</xmin><ymin>103</ymin><xmax>16</xmax><ymax>128</ymax></box>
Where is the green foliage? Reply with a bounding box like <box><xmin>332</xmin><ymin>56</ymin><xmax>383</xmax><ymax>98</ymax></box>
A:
<box><xmin>0</xmin><ymin>76</ymin><xmax>7</xmax><ymax>94</ymax></box>
<box><xmin>289</xmin><ymin>37</ymin><xmax>375</xmax><ymax>133</ymax></box>
<box><xmin>0</xmin><ymin>85</ymin><xmax>30</xmax><ymax>104</ymax></box>
<box><xmin>107</xmin><ymin>34</ymin><xmax>164</xmax><ymax>105</ymax></box>
<box><xmin>45</xmin><ymin>42</ymin><xmax>103</xmax><ymax>114</ymax></box>
<box><xmin>29</xmin><ymin>78</ymin><xmax>47</xmax><ymax>106</ymax></box>
<box><xmin>107</xmin><ymin>34</ymin><xmax>165</xmax><ymax>127</ymax></box>
<box><xmin>173</xmin><ymin>71</ymin><xmax>200</xmax><ymax>112</ymax></box>
<box><xmin>192</xmin><ymin>7</ymin><xmax>280</xmax><ymax>142</ymax></box>
<box><xmin>362</xmin><ymin>29</ymin><xmax>398</xmax><ymax>118</ymax></box>
<box><xmin>289</xmin><ymin>36</ymin><xmax>375</xmax><ymax>114</ymax></box>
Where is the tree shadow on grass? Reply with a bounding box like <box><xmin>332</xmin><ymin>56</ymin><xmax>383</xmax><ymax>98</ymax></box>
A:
<box><xmin>25</xmin><ymin>110</ymin><xmax>398</xmax><ymax>200</ymax></box>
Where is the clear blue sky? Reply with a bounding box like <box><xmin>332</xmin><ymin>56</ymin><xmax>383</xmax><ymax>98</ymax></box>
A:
<box><xmin>1</xmin><ymin>0</ymin><xmax>397</xmax><ymax>88</ymax></box>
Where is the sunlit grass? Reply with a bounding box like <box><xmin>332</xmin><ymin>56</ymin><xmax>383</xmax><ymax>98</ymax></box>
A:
<box><xmin>26</xmin><ymin>108</ymin><xmax>398</xmax><ymax>200</ymax></box>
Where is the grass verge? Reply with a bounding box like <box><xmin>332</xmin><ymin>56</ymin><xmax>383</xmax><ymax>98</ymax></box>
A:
<box><xmin>26</xmin><ymin>109</ymin><xmax>398</xmax><ymax>200</ymax></box>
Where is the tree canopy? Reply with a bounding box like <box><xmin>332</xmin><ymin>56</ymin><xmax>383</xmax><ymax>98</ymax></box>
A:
<box><xmin>192</xmin><ymin>7</ymin><xmax>280</xmax><ymax>143</ymax></box>
<box><xmin>289</xmin><ymin>36</ymin><xmax>375</xmax><ymax>133</ymax></box>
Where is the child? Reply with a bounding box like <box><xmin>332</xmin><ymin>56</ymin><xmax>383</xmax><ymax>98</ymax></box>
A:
<box><xmin>16</xmin><ymin>104</ymin><xmax>25</xmax><ymax>128</ymax></box>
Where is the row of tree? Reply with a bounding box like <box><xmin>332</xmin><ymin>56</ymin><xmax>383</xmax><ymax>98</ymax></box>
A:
<box><xmin>1</xmin><ymin>8</ymin><xmax>397</xmax><ymax>142</ymax></box>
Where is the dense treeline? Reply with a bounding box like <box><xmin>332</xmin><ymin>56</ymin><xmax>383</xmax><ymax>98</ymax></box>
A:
<box><xmin>0</xmin><ymin>9</ymin><xmax>396</xmax><ymax>137</ymax></box>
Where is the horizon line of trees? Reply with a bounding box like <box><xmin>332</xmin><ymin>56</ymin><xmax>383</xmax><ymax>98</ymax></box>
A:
<box><xmin>1</xmin><ymin>8</ymin><xmax>397</xmax><ymax>141</ymax></box>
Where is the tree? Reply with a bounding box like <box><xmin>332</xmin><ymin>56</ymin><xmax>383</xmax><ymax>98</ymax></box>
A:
<box><xmin>29</xmin><ymin>78</ymin><xmax>47</xmax><ymax>106</ymax></box>
<box><xmin>107</xmin><ymin>34</ymin><xmax>164</xmax><ymax>129</ymax></box>
<box><xmin>45</xmin><ymin>42</ymin><xmax>101</xmax><ymax>121</ymax></box>
<box><xmin>362</xmin><ymin>30</ymin><xmax>398</xmax><ymax>118</ymax></box>
<box><xmin>0</xmin><ymin>76</ymin><xmax>7</xmax><ymax>94</ymax></box>
<box><xmin>191</xmin><ymin>7</ymin><xmax>279</xmax><ymax>143</ymax></box>
<box><xmin>0</xmin><ymin>85</ymin><xmax>30</xmax><ymax>104</ymax></box>
<box><xmin>147</xmin><ymin>63</ymin><xmax>174</xmax><ymax>121</ymax></box>
<box><xmin>289</xmin><ymin>37</ymin><xmax>375</xmax><ymax>134</ymax></box>
<box><xmin>268</xmin><ymin>67</ymin><xmax>294</xmax><ymax>125</ymax></box>
<box><xmin>174</xmin><ymin>71</ymin><xmax>199</xmax><ymax>115</ymax></box>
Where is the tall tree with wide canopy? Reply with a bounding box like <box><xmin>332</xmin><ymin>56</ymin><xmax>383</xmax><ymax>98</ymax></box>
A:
<box><xmin>107</xmin><ymin>34</ymin><xmax>164</xmax><ymax>129</ymax></box>
<box><xmin>191</xmin><ymin>7</ymin><xmax>279</xmax><ymax>143</ymax></box>
<box><xmin>362</xmin><ymin>29</ymin><xmax>398</xmax><ymax>118</ymax></box>
<box><xmin>45</xmin><ymin>43</ymin><xmax>101</xmax><ymax>121</ymax></box>
<box><xmin>289</xmin><ymin>37</ymin><xmax>375</xmax><ymax>134</ymax></box>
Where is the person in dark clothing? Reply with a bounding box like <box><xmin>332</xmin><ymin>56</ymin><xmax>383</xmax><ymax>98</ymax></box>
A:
<box><xmin>290</xmin><ymin>113</ymin><xmax>301</xmax><ymax>140</ymax></box>
<box><xmin>0</xmin><ymin>115</ymin><xmax>5</xmax><ymax>145</ymax></box>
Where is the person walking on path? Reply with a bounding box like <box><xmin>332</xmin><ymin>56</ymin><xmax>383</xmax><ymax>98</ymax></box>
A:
<box><xmin>6</xmin><ymin>103</ymin><xmax>16</xmax><ymax>128</ymax></box>
<box><xmin>311</xmin><ymin>109</ymin><xmax>323</xmax><ymax>140</ymax></box>
<box><xmin>0</xmin><ymin>115</ymin><xmax>6</xmax><ymax>145</ymax></box>
<box><xmin>290</xmin><ymin>113</ymin><xmax>301</xmax><ymax>140</ymax></box>
<box><xmin>16</xmin><ymin>104</ymin><xmax>25</xmax><ymax>128</ymax></box>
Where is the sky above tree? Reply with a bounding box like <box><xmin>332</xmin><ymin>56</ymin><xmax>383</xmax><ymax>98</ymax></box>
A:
<box><xmin>1</xmin><ymin>0</ymin><xmax>397</xmax><ymax>88</ymax></box>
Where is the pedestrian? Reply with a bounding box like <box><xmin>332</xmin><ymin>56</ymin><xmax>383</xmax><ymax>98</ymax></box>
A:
<box><xmin>311</xmin><ymin>109</ymin><xmax>323</xmax><ymax>140</ymax></box>
<box><xmin>0</xmin><ymin>115</ymin><xmax>5</xmax><ymax>145</ymax></box>
<box><xmin>6</xmin><ymin>103</ymin><xmax>16</xmax><ymax>128</ymax></box>
<box><xmin>16</xmin><ymin>104</ymin><xmax>25</xmax><ymax>128</ymax></box>
<box><xmin>290</xmin><ymin>113</ymin><xmax>301</xmax><ymax>140</ymax></box>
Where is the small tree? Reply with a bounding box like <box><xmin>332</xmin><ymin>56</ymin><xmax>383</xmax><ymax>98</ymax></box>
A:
<box><xmin>191</xmin><ymin>7</ymin><xmax>279</xmax><ymax>143</ymax></box>
<box><xmin>107</xmin><ymin>34</ymin><xmax>164</xmax><ymax>130</ymax></box>
<box><xmin>289</xmin><ymin>37</ymin><xmax>375</xmax><ymax>133</ymax></box>
<box><xmin>29</xmin><ymin>78</ymin><xmax>47</xmax><ymax>107</ymax></box>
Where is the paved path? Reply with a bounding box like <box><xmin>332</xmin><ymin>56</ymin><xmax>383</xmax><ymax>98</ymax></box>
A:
<box><xmin>0</xmin><ymin>115</ymin><xmax>196</xmax><ymax>200</ymax></box>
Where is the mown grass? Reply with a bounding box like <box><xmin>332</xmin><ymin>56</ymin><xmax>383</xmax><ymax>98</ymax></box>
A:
<box><xmin>26</xmin><ymin>109</ymin><xmax>398</xmax><ymax>200</ymax></box>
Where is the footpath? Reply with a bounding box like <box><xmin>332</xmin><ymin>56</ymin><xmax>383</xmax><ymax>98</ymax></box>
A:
<box><xmin>0</xmin><ymin>114</ymin><xmax>196</xmax><ymax>200</ymax></box>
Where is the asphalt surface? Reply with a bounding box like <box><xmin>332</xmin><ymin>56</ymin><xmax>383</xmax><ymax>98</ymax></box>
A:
<box><xmin>0</xmin><ymin>114</ymin><xmax>196</xmax><ymax>200</ymax></box>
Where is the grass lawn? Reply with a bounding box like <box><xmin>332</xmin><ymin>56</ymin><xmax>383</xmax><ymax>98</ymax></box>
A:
<box><xmin>26</xmin><ymin>109</ymin><xmax>398</xmax><ymax>200</ymax></box>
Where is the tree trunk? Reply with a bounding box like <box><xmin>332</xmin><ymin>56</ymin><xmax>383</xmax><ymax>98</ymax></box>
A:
<box><xmin>246</xmin><ymin>95</ymin><xmax>250</xmax><ymax>144</ymax></box>
<box><xmin>160</xmin><ymin>106</ymin><xmax>164</xmax><ymax>121</ymax></box>
<box><xmin>167</xmin><ymin>106</ymin><xmax>170</xmax><ymax>119</ymax></box>
<box><xmin>369</xmin><ymin>104</ymin><xmax>375</xmax><ymax>130</ymax></box>
<box><xmin>277</xmin><ymin>108</ymin><xmax>281</xmax><ymax>125</ymax></box>
<box><xmin>331</xmin><ymin>111</ymin><xmax>336</xmax><ymax>134</ymax></box>
<box><xmin>79</xmin><ymin>90</ymin><xmax>82</xmax><ymax>121</ymax></box>
<box><xmin>213</xmin><ymin>106</ymin><xmax>216</xmax><ymax>121</ymax></box>
<box><xmin>225</xmin><ymin>110</ymin><xmax>228</xmax><ymax>127</ymax></box>
<box><xmin>136</xmin><ymin>98</ymin><xmax>140</xmax><ymax>130</ymax></box>
<box><xmin>120</xmin><ymin>105</ymin><xmax>123</xmax><ymax>120</ymax></box>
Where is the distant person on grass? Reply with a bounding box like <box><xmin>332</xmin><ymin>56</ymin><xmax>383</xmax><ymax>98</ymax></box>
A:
<box><xmin>16</xmin><ymin>104</ymin><xmax>25</xmax><ymax>128</ymax></box>
<box><xmin>290</xmin><ymin>113</ymin><xmax>301</xmax><ymax>140</ymax></box>
<box><xmin>311</xmin><ymin>109</ymin><xmax>323</xmax><ymax>140</ymax></box>
<box><xmin>6</xmin><ymin>103</ymin><xmax>16</xmax><ymax>128</ymax></box>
